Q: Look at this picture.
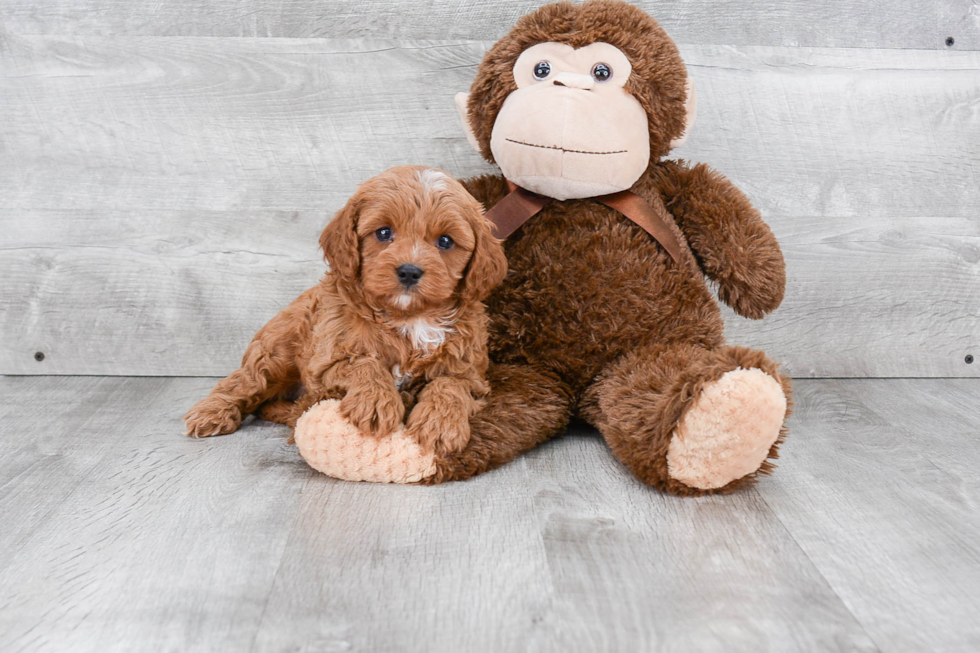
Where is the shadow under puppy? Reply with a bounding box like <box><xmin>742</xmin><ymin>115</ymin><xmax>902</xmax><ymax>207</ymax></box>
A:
<box><xmin>184</xmin><ymin>166</ymin><xmax>507</xmax><ymax>458</ymax></box>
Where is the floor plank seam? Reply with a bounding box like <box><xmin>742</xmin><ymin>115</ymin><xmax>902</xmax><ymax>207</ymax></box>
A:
<box><xmin>518</xmin><ymin>455</ymin><xmax>562</xmax><ymax>645</ymax></box>
<box><xmin>247</xmin><ymin>471</ymin><xmax>314</xmax><ymax>653</ymax></box>
<box><xmin>753</xmin><ymin>489</ymin><xmax>885</xmax><ymax>652</ymax></box>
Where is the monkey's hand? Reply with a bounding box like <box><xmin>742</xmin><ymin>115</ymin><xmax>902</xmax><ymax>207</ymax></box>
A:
<box><xmin>660</xmin><ymin>161</ymin><xmax>786</xmax><ymax>319</ymax></box>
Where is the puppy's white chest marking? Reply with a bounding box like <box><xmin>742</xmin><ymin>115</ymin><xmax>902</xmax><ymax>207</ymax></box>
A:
<box><xmin>391</xmin><ymin>365</ymin><xmax>412</xmax><ymax>390</ymax></box>
<box><xmin>398</xmin><ymin>317</ymin><xmax>454</xmax><ymax>352</ymax></box>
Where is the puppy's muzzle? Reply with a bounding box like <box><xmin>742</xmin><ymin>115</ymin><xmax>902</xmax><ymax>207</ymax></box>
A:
<box><xmin>396</xmin><ymin>263</ymin><xmax>424</xmax><ymax>288</ymax></box>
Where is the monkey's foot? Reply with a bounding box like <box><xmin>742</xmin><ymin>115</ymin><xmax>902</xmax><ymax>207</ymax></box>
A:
<box><xmin>666</xmin><ymin>368</ymin><xmax>786</xmax><ymax>490</ymax></box>
<box><xmin>293</xmin><ymin>399</ymin><xmax>437</xmax><ymax>484</ymax></box>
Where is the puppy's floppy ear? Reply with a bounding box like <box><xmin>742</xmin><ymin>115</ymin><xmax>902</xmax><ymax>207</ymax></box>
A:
<box><xmin>320</xmin><ymin>197</ymin><xmax>360</xmax><ymax>279</ymax></box>
<box><xmin>460</xmin><ymin>210</ymin><xmax>508</xmax><ymax>303</ymax></box>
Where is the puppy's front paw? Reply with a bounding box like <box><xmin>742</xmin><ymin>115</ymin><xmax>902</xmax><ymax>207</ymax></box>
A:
<box><xmin>340</xmin><ymin>386</ymin><xmax>405</xmax><ymax>437</ymax></box>
<box><xmin>184</xmin><ymin>396</ymin><xmax>242</xmax><ymax>438</ymax></box>
<box><xmin>406</xmin><ymin>403</ymin><xmax>471</xmax><ymax>456</ymax></box>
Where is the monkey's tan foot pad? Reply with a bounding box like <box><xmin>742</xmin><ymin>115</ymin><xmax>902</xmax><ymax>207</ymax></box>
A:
<box><xmin>294</xmin><ymin>399</ymin><xmax>437</xmax><ymax>484</ymax></box>
<box><xmin>667</xmin><ymin>368</ymin><xmax>786</xmax><ymax>490</ymax></box>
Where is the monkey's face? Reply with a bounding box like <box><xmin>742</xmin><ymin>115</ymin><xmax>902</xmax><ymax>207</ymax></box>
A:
<box><xmin>487</xmin><ymin>42</ymin><xmax>649</xmax><ymax>200</ymax></box>
<box><xmin>457</xmin><ymin>2</ymin><xmax>697</xmax><ymax>202</ymax></box>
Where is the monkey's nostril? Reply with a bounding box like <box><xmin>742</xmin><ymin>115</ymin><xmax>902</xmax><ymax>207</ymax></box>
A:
<box><xmin>553</xmin><ymin>80</ymin><xmax>566</xmax><ymax>87</ymax></box>
<box><xmin>396</xmin><ymin>263</ymin><xmax>424</xmax><ymax>287</ymax></box>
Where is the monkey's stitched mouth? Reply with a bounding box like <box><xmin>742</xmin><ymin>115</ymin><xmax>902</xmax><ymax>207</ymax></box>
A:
<box><xmin>505</xmin><ymin>138</ymin><xmax>627</xmax><ymax>155</ymax></box>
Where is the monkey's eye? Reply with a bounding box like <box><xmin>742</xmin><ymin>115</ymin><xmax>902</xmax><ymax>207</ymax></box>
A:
<box><xmin>533</xmin><ymin>61</ymin><xmax>552</xmax><ymax>80</ymax></box>
<box><xmin>375</xmin><ymin>227</ymin><xmax>393</xmax><ymax>242</ymax></box>
<box><xmin>591</xmin><ymin>63</ymin><xmax>612</xmax><ymax>82</ymax></box>
<box><xmin>437</xmin><ymin>235</ymin><xmax>455</xmax><ymax>250</ymax></box>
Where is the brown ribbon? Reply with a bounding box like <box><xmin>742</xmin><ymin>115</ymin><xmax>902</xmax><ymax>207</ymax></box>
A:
<box><xmin>486</xmin><ymin>180</ymin><xmax>683</xmax><ymax>263</ymax></box>
<box><xmin>485</xmin><ymin>182</ymin><xmax>552</xmax><ymax>240</ymax></box>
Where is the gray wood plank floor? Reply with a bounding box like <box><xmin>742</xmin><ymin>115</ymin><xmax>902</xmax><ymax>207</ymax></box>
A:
<box><xmin>1</xmin><ymin>376</ymin><xmax>978</xmax><ymax>652</ymax></box>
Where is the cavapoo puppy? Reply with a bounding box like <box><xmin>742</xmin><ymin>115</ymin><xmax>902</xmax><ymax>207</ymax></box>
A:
<box><xmin>184</xmin><ymin>166</ymin><xmax>507</xmax><ymax>455</ymax></box>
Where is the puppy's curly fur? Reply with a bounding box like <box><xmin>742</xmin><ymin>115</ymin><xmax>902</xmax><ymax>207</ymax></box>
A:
<box><xmin>184</xmin><ymin>166</ymin><xmax>507</xmax><ymax>457</ymax></box>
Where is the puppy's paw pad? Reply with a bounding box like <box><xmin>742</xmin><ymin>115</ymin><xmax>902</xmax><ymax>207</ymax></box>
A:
<box><xmin>294</xmin><ymin>399</ymin><xmax>437</xmax><ymax>484</ymax></box>
<box><xmin>667</xmin><ymin>368</ymin><xmax>786</xmax><ymax>490</ymax></box>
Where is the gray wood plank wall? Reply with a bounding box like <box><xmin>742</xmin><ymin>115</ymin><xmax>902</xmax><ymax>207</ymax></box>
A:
<box><xmin>3</xmin><ymin>0</ymin><xmax>976</xmax><ymax>49</ymax></box>
<box><xmin>1</xmin><ymin>2</ymin><xmax>978</xmax><ymax>377</ymax></box>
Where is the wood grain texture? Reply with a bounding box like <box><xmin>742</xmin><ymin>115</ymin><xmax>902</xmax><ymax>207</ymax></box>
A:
<box><xmin>725</xmin><ymin>214</ymin><xmax>980</xmax><ymax>378</ymax></box>
<box><xmin>519</xmin><ymin>434</ymin><xmax>878</xmax><ymax>652</ymax></box>
<box><xmin>0</xmin><ymin>376</ymin><xmax>310</xmax><ymax>653</ymax></box>
<box><xmin>1</xmin><ymin>0</ymin><xmax>976</xmax><ymax>50</ymax></box>
<box><xmin>0</xmin><ymin>37</ymin><xmax>491</xmax><ymax>212</ymax></box>
<box><xmin>1</xmin><ymin>376</ymin><xmax>979</xmax><ymax>651</ymax></box>
<box><xmin>2</xmin><ymin>38</ymin><xmax>978</xmax><ymax>376</ymax></box>
<box><xmin>0</xmin><ymin>209</ymin><xmax>325</xmax><ymax>375</ymax></box>
<box><xmin>2</xmin><ymin>208</ymin><xmax>975</xmax><ymax>377</ymax></box>
<box><xmin>764</xmin><ymin>379</ymin><xmax>980</xmax><ymax>652</ymax></box>
<box><xmin>251</xmin><ymin>455</ymin><xmax>556</xmax><ymax>652</ymax></box>
<box><xmin>3</xmin><ymin>38</ymin><xmax>979</xmax><ymax>217</ymax></box>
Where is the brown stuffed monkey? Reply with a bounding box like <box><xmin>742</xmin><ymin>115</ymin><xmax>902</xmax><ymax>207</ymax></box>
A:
<box><xmin>292</xmin><ymin>0</ymin><xmax>791</xmax><ymax>495</ymax></box>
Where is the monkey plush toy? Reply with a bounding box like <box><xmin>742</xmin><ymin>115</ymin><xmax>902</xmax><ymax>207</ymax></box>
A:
<box><xmin>293</xmin><ymin>0</ymin><xmax>791</xmax><ymax>495</ymax></box>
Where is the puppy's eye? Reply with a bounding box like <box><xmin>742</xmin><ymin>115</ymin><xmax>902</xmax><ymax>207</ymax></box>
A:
<box><xmin>591</xmin><ymin>63</ymin><xmax>612</xmax><ymax>82</ymax></box>
<box><xmin>533</xmin><ymin>61</ymin><xmax>552</xmax><ymax>80</ymax></box>
<box><xmin>437</xmin><ymin>235</ymin><xmax>454</xmax><ymax>250</ymax></box>
<box><xmin>375</xmin><ymin>227</ymin><xmax>393</xmax><ymax>242</ymax></box>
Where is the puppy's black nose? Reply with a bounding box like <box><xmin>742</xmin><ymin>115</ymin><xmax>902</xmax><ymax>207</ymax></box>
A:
<box><xmin>396</xmin><ymin>263</ymin><xmax>424</xmax><ymax>287</ymax></box>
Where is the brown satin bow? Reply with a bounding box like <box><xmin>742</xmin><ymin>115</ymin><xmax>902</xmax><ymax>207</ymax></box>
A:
<box><xmin>485</xmin><ymin>180</ymin><xmax>683</xmax><ymax>263</ymax></box>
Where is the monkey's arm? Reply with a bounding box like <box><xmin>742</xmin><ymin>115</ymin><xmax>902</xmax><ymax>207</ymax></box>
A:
<box><xmin>658</xmin><ymin>161</ymin><xmax>786</xmax><ymax>319</ymax></box>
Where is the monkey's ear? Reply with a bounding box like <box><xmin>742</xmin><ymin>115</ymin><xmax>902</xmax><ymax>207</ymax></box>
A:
<box><xmin>319</xmin><ymin>198</ymin><xmax>360</xmax><ymax>280</ymax></box>
<box><xmin>455</xmin><ymin>92</ymin><xmax>481</xmax><ymax>153</ymax></box>
<box><xmin>670</xmin><ymin>78</ymin><xmax>698</xmax><ymax>149</ymax></box>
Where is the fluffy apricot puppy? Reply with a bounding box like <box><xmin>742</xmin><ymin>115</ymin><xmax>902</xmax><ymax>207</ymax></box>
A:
<box><xmin>184</xmin><ymin>166</ymin><xmax>507</xmax><ymax>458</ymax></box>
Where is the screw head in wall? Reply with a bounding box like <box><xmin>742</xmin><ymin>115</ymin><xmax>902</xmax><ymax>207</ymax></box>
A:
<box><xmin>34</xmin><ymin>351</ymin><xmax>45</xmax><ymax>362</ymax></box>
